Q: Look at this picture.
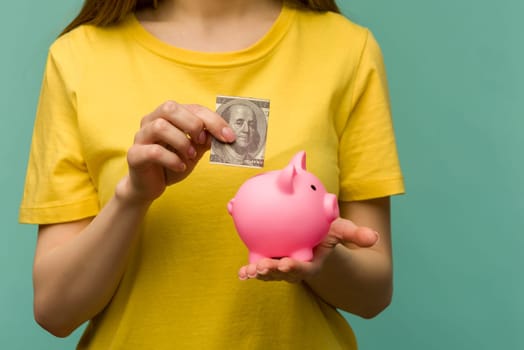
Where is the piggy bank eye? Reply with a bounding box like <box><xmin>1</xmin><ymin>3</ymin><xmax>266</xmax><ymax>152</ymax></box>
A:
<box><xmin>310</xmin><ymin>185</ymin><xmax>317</xmax><ymax>191</ymax></box>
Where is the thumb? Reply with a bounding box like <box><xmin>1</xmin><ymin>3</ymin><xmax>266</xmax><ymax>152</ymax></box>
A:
<box><xmin>329</xmin><ymin>218</ymin><xmax>379</xmax><ymax>247</ymax></box>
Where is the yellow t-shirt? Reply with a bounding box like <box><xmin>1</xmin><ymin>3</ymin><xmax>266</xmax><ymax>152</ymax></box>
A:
<box><xmin>20</xmin><ymin>4</ymin><xmax>404</xmax><ymax>349</ymax></box>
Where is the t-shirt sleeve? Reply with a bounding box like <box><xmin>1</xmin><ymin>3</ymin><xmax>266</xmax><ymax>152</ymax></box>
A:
<box><xmin>19</xmin><ymin>43</ymin><xmax>100</xmax><ymax>224</ymax></box>
<box><xmin>338</xmin><ymin>30</ymin><xmax>405</xmax><ymax>201</ymax></box>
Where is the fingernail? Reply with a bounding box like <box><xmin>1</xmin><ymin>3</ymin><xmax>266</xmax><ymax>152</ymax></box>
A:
<box><xmin>257</xmin><ymin>268</ymin><xmax>268</xmax><ymax>275</ymax></box>
<box><xmin>277</xmin><ymin>265</ymin><xmax>290</xmax><ymax>273</ymax></box>
<box><xmin>222</xmin><ymin>127</ymin><xmax>236</xmax><ymax>142</ymax></box>
<box><xmin>198</xmin><ymin>130</ymin><xmax>207</xmax><ymax>144</ymax></box>
<box><xmin>187</xmin><ymin>146</ymin><xmax>196</xmax><ymax>158</ymax></box>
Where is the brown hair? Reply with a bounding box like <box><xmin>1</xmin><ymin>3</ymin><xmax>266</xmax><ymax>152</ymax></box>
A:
<box><xmin>61</xmin><ymin>0</ymin><xmax>340</xmax><ymax>35</ymax></box>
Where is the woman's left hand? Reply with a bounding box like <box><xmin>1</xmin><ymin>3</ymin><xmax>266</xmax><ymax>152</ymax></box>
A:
<box><xmin>238</xmin><ymin>218</ymin><xmax>379</xmax><ymax>283</ymax></box>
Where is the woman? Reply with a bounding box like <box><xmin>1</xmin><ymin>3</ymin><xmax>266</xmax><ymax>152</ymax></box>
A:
<box><xmin>20</xmin><ymin>0</ymin><xmax>405</xmax><ymax>348</ymax></box>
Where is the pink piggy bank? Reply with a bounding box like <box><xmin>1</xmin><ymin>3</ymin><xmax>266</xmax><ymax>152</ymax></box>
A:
<box><xmin>227</xmin><ymin>151</ymin><xmax>339</xmax><ymax>263</ymax></box>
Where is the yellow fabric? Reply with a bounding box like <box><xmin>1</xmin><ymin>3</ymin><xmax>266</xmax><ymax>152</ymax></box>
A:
<box><xmin>20</xmin><ymin>4</ymin><xmax>404</xmax><ymax>349</ymax></box>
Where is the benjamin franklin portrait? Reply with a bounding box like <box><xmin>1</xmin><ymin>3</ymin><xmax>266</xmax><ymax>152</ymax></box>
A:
<box><xmin>210</xmin><ymin>98</ymin><xmax>268</xmax><ymax>168</ymax></box>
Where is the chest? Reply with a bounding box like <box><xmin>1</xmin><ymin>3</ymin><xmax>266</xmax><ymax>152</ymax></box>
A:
<box><xmin>75</xmin><ymin>57</ymin><xmax>344</xmax><ymax>205</ymax></box>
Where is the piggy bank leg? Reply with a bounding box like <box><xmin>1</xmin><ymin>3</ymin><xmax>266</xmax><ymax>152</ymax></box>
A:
<box><xmin>290</xmin><ymin>248</ymin><xmax>314</xmax><ymax>262</ymax></box>
<box><xmin>249</xmin><ymin>252</ymin><xmax>268</xmax><ymax>264</ymax></box>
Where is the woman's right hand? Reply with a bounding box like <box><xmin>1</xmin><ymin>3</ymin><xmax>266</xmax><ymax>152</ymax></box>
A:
<box><xmin>33</xmin><ymin>101</ymin><xmax>235</xmax><ymax>336</ymax></box>
<box><xmin>116</xmin><ymin>101</ymin><xmax>236</xmax><ymax>204</ymax></box>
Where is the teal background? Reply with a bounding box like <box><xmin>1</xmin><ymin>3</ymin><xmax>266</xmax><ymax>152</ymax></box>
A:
<box><xmin>1</xmin><ymin>1</ymin><xmax>522</xmax><ymax>349</ymax></box>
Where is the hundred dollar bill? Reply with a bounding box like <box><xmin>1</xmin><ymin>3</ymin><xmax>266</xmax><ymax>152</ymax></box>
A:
<box><xmin>210</xmin><ymin>95</ymin><xmax>270</xmax><ymax>168</ymax></box>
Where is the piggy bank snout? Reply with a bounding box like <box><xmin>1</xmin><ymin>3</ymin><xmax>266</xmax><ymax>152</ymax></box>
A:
<box><xmin>324</xmin><ymin>193</ymin><xmax>339</xmax><ymax>222</ymax></box>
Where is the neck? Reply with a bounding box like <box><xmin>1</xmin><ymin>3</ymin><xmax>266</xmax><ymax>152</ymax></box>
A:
<box><xmin>155</xmin><ymin>0</ymin><xmax>281</xmax><ymax>22</ymax></box>
<box><xmin>136</xmin><ymin>0</ymin><xmax>283</xmax><ymax>52</ymax></box>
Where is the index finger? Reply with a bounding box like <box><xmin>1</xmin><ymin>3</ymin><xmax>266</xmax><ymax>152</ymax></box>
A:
<box><xmin>184</xmin><ymin>104</ymin><xmax>236</xmax><ymax>143</ymax></box>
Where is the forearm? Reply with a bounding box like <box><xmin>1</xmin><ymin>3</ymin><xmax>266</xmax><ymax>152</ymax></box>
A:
<box><xmin>304</xmin><ymin>244</ymin><xmax>393</xmax><ymax>318</ymax></box>
<box><xmin>305</xmin><ymin>198</ymin><xmax>394</xmax><ymax>318</ymax></box>
<box><xmin>33</xmin><ymin>192</ymin><xmax>151</xmax><ymax>337</ymax></box>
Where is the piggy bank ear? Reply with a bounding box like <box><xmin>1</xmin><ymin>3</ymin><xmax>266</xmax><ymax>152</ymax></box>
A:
<box><xmin>291</xmin><ymin>151</ymin><xmax>307</xmax><ymax>171</ymax></box>
<box><xmin>277</xmin><ymin>163</ymin><xmax>296</xmax><ymax>194</ymax></box>
<box><xmin>277</xmin><ymin>151</ymin><xmax>306</xmax><ymax>194</ymax></box>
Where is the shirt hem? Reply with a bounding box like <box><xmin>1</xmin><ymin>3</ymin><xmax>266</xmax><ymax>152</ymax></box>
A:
<box><xmin>19</xmin><ymin>196</ymin><xmax>100</xmax><ymax>225</ymax></box>
<box><xmin>339</xmin><ymin>177</ymin><xmax>405</xmax><ymax>202</ymax></box>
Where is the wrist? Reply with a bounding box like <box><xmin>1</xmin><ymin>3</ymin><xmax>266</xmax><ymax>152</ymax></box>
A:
<box><xmin>114</xmin><ymin>176</ymin><xmax>155</xmax><ymax>209</ymax></box>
